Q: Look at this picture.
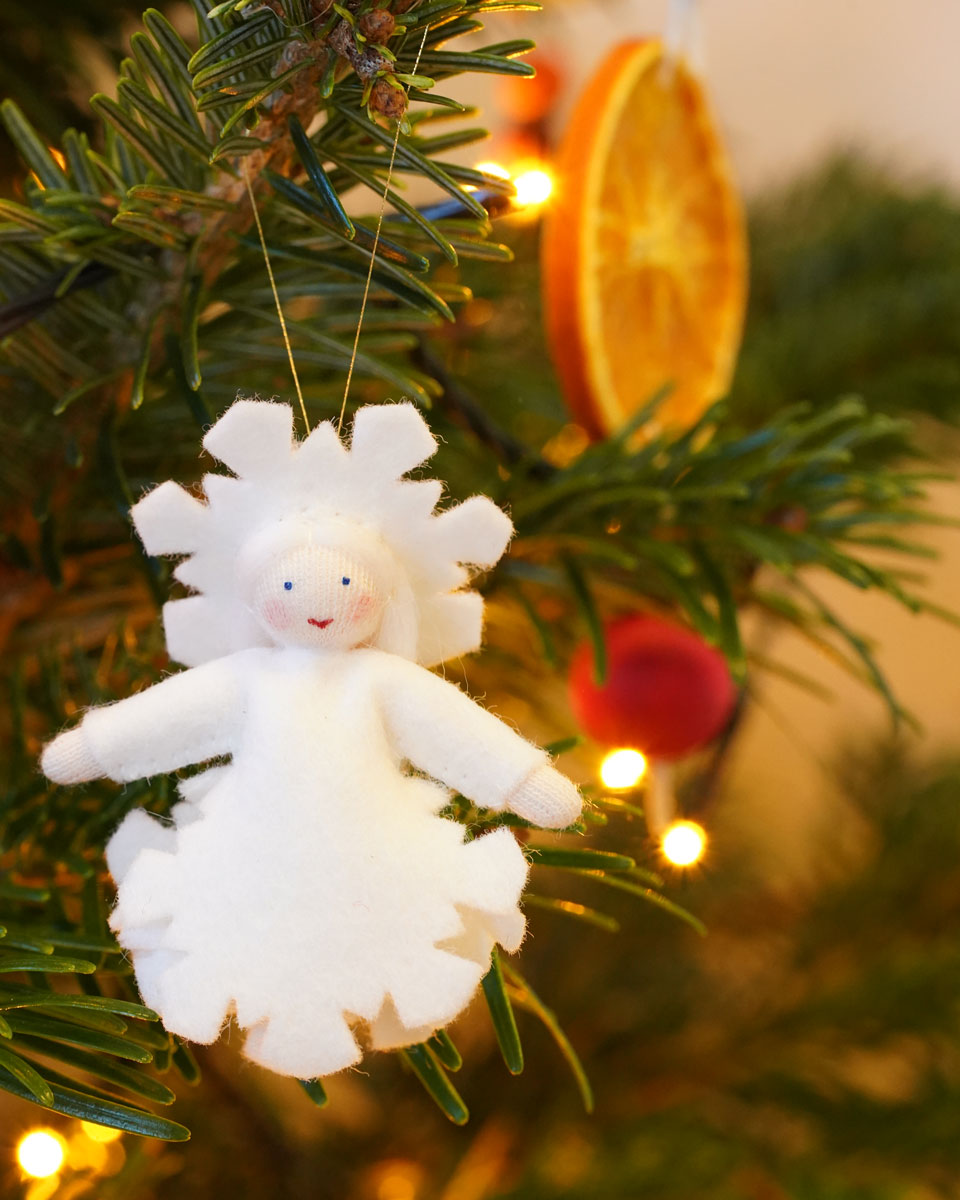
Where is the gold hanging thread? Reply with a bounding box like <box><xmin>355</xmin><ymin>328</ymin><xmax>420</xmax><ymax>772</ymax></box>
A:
<box><xmin>242</xmin><ymin>24</ymin><xmax>431</xmax><ymax>438</ymax></box>
<box><xmin>338</xmin><ymin>25</ymin><xmax>430</xmax><ymax>433</ymax></box>
<box><xmin>242</xmin><ymin>160</ymin><xmax>310</xmax><ymax>434</ymax></box>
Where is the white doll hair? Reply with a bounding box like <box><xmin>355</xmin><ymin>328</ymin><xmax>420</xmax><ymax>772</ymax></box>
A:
<box><xmin>130</xmin><ymin>399</ymin><xmax>514</xmax><ymax>668</ymax></box>
<box><xmin>239</xmin><ymin>513</ymin><xmax>420</xmax><ymax>658</ymax></box>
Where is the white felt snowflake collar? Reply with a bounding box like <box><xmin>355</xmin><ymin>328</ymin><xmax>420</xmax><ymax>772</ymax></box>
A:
<box><xmin>133</xmin><ymin>399</ymin><xmax>514</xmax><ymax>668</ymax></box>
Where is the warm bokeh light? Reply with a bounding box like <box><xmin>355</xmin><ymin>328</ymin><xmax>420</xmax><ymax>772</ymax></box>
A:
<box><xmin>17</xmin><ymin>1131</ymin><xmax>65</xmax><ymax>1179</ymax></box>
<box><xmin>470</xmin><ymin>161</ymin><xmax>553</xmax><ymax>207</ymax></box>
<box><xmin>661</xmin><ymin>820</ymin><xmax>707</xmax><ymax>867</ymax></box>
<box><xmin>600</xmin><ymin>748</ymin><xmax>648</xmax><ymax>789</ymax></box>
<box><xmin>80</xmin><ymin>1121</ymin><xmax>123</xmax><ymax>1144</ymax></box>
<box><xmin>513</xmin><ymin>167</ymin><xmax>554</xmax><ymax>206</ymax></box>
<box><xmin>373</xmin><ymin>1159</ymin><xmax>423</xmax><ymax>1200</ymax></box>
<box><xmin>474</xmin><ymin>160</ymin><xmax>511</xmax><ymax>180</ymax></box>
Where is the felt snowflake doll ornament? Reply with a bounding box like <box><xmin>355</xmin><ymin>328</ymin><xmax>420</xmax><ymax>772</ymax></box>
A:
<box><xmin>41</xmin><ymin>400</ymin><xmax>581</xmax><ymax>1080</ymax></box>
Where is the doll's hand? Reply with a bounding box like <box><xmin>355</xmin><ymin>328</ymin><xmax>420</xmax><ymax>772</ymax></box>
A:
<box><xmin>507</xmin><ymin>763</ymin><xmax>582</xmax><ymax>829</ymax></box>
<box><xmin>41</xmin><ymin>727</ymin><xmax>103</xmax><ymax>785</ymax></box>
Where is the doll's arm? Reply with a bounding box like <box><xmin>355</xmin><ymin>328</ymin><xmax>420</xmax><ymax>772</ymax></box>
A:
<box><xmin>41</xmin><ymin>656</ymin><xmax>245</xmax><ymax>785</ymax></box>
<box><xmin>378</xmin><ymin>656</ymin><xmax>581</xmax><ymax>829</ymax></box>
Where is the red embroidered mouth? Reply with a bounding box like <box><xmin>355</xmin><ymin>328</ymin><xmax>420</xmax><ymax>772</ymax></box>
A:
<box><xmin>307</xmin><ymin>618</ymin><xmax>333</xmax><ymax>629</ymax></box>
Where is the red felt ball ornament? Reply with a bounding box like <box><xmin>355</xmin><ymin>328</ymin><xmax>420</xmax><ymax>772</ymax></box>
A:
<box><xmin>569</xmin><ymin>615</ymin><xmax>737</xmax><ymax>759</ymax></box>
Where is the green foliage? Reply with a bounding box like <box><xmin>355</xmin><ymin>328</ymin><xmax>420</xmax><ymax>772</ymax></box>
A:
<box><xmin>0</xmin><ymin>0</ymin><xmax>957</xmax><ymax>1154</ymax></box>
<box><xmin>493</xmin><ymin>393</ymin><xmax>955</xmax><ymax>723</ymax></box>
<box><xmin>487</xmin><ymin>749</ymin><xmax>960</xmax><ymax>1200</ymax></box>
<box><xmin>0</xmin><ymin>0</ymin><xmax>525</xmax><ymax>422</ymax></box>
<box><xmin>0</xmin><ymin>873</ymin><xmax>190</xmax><ymax>1139</ymax></box>
<box><xmin>0</xmin><ymin>0</ymin><xmax>146</xmax><ymax>181</ymax></box>
<box><xmin>730</xmin><ymin>157</ymin><xmax>960</xmax><ymax>429</ymax></box>
<box><xmin>9</xmin><ymin>743</ymin><xmax>956</xmax><ymax>1196</ymax></box>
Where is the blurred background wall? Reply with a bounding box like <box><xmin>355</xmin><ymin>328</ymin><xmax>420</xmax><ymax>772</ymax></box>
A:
<box><xmin>537</xmin><ymin>0</ymin><xmax>960</xmax><ymax>195</ymax></box>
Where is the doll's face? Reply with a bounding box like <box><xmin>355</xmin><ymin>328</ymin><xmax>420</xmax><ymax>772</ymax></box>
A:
<box><xmin>252</xmin><ymin>544</ymin><xmax>387</xmax><ymax>650</ymax></box>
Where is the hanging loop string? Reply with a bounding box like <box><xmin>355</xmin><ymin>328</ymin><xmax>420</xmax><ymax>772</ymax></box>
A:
<box><xmin>664</xmin><ymin>0</ymin><xmax>704</xmax><ymax>71</ymax></box>
<box><xmin>338</xmin><ymin>24</ymin><xmax>431</xmax><ymax>433</ymax></box>
<box><xmin>242</xmin><ymin>160</ymin><xmax>310</xmax><ymax>434</ymax></box>
<box><xmin>243</xmin><ymin>22</ymin><xmax>430</xmax><ymax>436</ymax></box>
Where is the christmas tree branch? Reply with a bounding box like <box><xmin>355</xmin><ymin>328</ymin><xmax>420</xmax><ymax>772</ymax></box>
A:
<box><xmin>0</xmin><ymin>0</ymin><xmax>529</xmax><ymax>434</ymax></box>
<box><xmin>1</xmin><ymin>0</ymin><xmax>956</xmax><ymax>1138</ymax></box>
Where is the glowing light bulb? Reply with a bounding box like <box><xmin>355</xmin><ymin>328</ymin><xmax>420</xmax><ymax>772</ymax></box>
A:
<box><xmin>661</xmin><ymin>820</ymin><xmax>706</xmax><ymax>867</ymax></box>
<box><xmin>600</xmin><ymin>748</ymin><xmax>648</xmax><ymax>790</ymax></box>
<box><xmin>513</xmin><ymin>168</ymin><xmax>553</xmax><ymax>206</ymax></box>
<box><xmin>17</xmin><ymin>1130</ymin><xmax>65</xmax><ymax>1178</ymax></box>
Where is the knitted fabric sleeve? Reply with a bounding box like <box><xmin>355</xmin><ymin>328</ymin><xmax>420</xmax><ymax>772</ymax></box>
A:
<box><xmin>41</xmin><ymin>726</ymin><xmax>103</xmax><ymax>784</ymax></box>
<box><xmin>504</xmin><ymin>762</ymin><xmax>582</xmax><ymax>829</ymax></box>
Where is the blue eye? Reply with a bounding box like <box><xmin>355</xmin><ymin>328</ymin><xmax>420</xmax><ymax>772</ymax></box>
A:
<box><xmin>283</xmin><ymin>581</ymin><xmax>293</xmax><ymax>591</ymax></box>
<box><xmin>342</xmin><ymin>577</ymin><xmax>351</xmax><ymax>586</ymax></box>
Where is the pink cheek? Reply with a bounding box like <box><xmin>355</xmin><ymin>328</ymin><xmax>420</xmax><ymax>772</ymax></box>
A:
<box><xmin>261</xmin><ymin>597</ymin><xmax>293</xmax><ymax>630</ymax></box>
<box><xmin>348</xmin><ymin>594</ymin><xmax>376</xmax><ymax>623</ymax></box>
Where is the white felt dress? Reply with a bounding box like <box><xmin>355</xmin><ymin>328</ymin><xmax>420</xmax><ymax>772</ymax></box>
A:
<box><xmin>90</xmin><ymin>645</ymin><xmax>542</xmax><ymax>1078</ymax></box>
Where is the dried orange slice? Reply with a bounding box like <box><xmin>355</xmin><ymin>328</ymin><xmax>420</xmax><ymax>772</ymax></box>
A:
<box><xmin>542</xmin><ymin>39</ymin><xmax>747</xmax><ymax>437</ymax></box>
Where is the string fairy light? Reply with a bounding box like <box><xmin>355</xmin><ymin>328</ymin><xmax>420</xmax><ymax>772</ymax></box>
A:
<box><xmin>599</xmin><ymin>748</ymin><xmax>648</xmax><ymax>790</ymax></box>
<box><xmin>513</xmin><ymin>167</ymin><xmax>553</xmax><ymax>206</ymax></box>
<box><xmin>597</xmin><ymin>750</ymin><xmax>707</xmax><ymax>865</ymax></box>
<box><xmin>661</xmin><ymin>819</ymin><xmax>706</xmax><ymax>867</ymax></box>
<box><xmin>471</xmin><ymin>159</ymin><xmax>554</xmax><ymax>207</ymax></box>
<box><xmin>16</xmin><ymin>1130</ymin><xmax>65</xmax><ymax>1179</ymax></box>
